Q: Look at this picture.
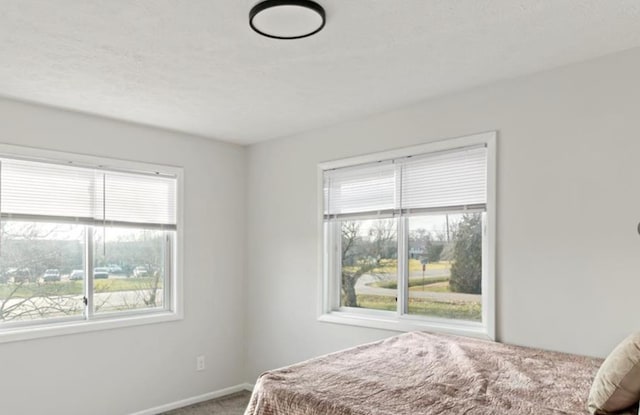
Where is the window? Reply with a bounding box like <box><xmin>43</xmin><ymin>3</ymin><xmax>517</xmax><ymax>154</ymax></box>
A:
<box><xmin>0</xmin><ymin>145</ymin><xmax>181</xmax><ymax>342</ymax></box>
<box><xmin>320</xmin><ymin>132</ymin><xmax>495</xmax><ymax>339</ymax></box>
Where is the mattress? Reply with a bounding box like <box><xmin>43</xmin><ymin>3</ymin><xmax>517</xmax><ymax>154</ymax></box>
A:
<box><xmin>244</xmin><ymin>331</ymin><xmax>635</xmax><ymax>415</ymax></box>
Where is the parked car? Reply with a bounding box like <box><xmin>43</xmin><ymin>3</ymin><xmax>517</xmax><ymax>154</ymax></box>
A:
<box><xmin>133</xmin><ymin>266</ymin><xmax>149</xmax><ymax>277</ymax></box>
<box><xmin>5</xmin><ymin>268</ymin><xmax>32</xmax><ymax>283</ymax></box>
<box><xmin>69</xmin><ymin>268</ymin><xmax>111</xmax><ymax>280</ymax></box>
<box><xmin>69</xmin><ymin>269</ymin><xmax>84</xmax><ymax>281</ymax></box>
<box><xmin>43</xmin><ymin>269</ymin><xmax>61</xmax><ymax>282</ymax></box>
<box><xmin>107</xmin><ymin>264</ymin><xmax>123</xmax><ymax>274</ymax></box>
<box><xmin>93</xmin><ymin>267</ymin><xmax>109</xmax><ymax>279</ymax></box>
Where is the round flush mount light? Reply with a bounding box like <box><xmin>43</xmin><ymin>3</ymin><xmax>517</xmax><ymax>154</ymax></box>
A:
<box><xmin>249</xmin><ymin>0</ymin><xmax>326</xmax><ymax>40</ymax></box>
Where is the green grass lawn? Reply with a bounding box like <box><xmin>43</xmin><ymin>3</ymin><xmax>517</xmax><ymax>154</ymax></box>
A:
<box><xmin>373</xmin><ymin>276</ymin><xmax>450</xmax><ymax>290</ymax></box>
<box><xmin>344</xmin><ymin>259</ymin><xmax>451</xmax><ymax>276</ymax></box>
<box><xmin>342</xmin><ymin>258</ymin><xmax>397</xmax><ymax>275</ymax></box>
<box><xmin>356</xmin><ymin>294</ymin><xmax>481</xmax><ymax>321</ymax></box>
<box><xmin>94</xmin><ymin>278</ymin><xmax>162</xmax><ymax>293</ymax></box>
<box><xmin>0</xmin><ymin>278</ymin><xmax>161</xmax><ymax>299</ymax></box>
<box><xmin>409</xmin><ymin>259</ymin><xmax>451</xmax><ymax>272</ymax></box>
<box><xmin>409</xmin><ymin>281</ymin><xmax>450</xmax><ymax>293</ymax></box>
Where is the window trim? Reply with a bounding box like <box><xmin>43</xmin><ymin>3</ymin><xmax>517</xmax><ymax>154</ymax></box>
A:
<box><xmin>0</xmin><ymin>143</ymin><xmax>184</xmax><ymax>344</ymax></box>
<box><xmin>317</xmin><ymin>131</ymin><xmax>496</xmax><ymax>340</ymax></box>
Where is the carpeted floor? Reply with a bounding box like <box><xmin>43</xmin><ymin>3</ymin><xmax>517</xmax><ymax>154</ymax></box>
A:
<box><xmin>161</xmin><ymin>391</ymin><xmax>251</xmax><ymax>415</ymax></box>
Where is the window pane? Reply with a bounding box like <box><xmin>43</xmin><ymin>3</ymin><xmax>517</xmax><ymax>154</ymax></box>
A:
<box><xmin>93</xmin><ymin>227</ymin><xmax>169</xmax><ymax>314</ymax></box>
<box><xmin>0</xmin><ymin>221</ymin><xmax>85</xmax><ymax>322</ymax></box>
<box><xmin>407</xmin><ymin>213</ymin><xmax>482</xmax><ymax>322</ymax></box>
<box><xmin>340</xmin><ymin>219</ymin><xmax>397</xmax><ymax>311</ymax></box>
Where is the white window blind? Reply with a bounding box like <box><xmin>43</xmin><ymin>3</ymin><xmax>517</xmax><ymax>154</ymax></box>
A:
<box><xmin>97</xmin><ymin>172</ymin><xmax>177</xmax><ymax>227</ymax></box>
<box><xmin>400</xmin><ymin>146</ymin><xmax>487</xmax><ymax>212</ymax></box>
<box><xmin>0</xmin><ymin>157</ymin><xmax>177</xmax><ymax>229</ymax></box>
<box><xmin>324</xmin><ymin>161</ymin><xmax>396</xmax><ymax>217</ymax></box>
<box><xmin>323</xmin><ymin>145</ymin><xmax>487</xmax><ymax>218</ymax></box>
<box><xmin>1</xmin><ymin>158</ymin><xmax>97</xmax><ymax>221</ymax></box>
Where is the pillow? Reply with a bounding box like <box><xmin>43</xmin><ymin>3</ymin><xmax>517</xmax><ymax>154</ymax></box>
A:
<box><xmin>588</xmin><ymin>332</ymin><xmax>640</xmax><ymax>414</ymax></box>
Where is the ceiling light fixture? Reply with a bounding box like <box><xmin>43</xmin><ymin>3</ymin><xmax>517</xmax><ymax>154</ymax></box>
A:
<box><xmin>249</xmin><ymin>0</ymin><xmax>326</xmax><ymax>40</ymax></box>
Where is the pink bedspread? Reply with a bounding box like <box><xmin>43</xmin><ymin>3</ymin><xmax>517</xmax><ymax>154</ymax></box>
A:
<box><xmin>245</xmin><ymin>331</ymin><xmax>633</xmax><ymax>415</ymax></box>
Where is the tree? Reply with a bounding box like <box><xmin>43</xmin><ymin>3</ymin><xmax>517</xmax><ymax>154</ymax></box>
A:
<box><xmin>1</xmin><ymin>223</ymin><xmax>83</xmax><ymax>279</ymax></box>
<box><xmin>0</xmin><ymin>224</ymin><xmax>167</xmax><ymax>320</ymax></box>
<box><xmin>409</xmin><ymin>228</ymin><xmax>445</xmax><ymax>263</ymax></box>
<box><xmin>426</xmin><ymin>243</ymin><xmax>444</xmax><ymax>263</ymax></box>
<box><xmin>0</xmin><ymin>222</ymin><xmax>84</xmax><ymax>321</ymax></box>
<box><xmin>341</xmin><ymin>220</ymin><xmax>396</xmax><ymax>307</ymax></box>
<box><xmin>94</xmin><ymin>229</ymin><xmax>166</xmax><ymax>309</ymax></box>
<box><xmin>449</xmin><ymin>214</ymin><xmax>482</xmax><ymax>294</ymax></box>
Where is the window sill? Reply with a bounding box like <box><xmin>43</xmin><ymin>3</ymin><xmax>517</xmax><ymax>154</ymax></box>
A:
<box><xmin>318</xmin><ymin>310</ymin><xmax>493</xmax><ymax>341</ymax></box>
<box><xmin>0</xmin><ymin>310</ymin><xmax>183</xmax><ymax>344</ymax></box>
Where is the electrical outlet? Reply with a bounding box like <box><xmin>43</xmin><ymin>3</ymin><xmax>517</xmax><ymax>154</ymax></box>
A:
<box><xmin>196</xmin><ymin>355</ymin><xmax>205</xmax><ymax>371</ymax></box>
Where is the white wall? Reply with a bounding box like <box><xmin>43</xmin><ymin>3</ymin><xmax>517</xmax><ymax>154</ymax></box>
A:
<box><xmin>0</xmin><ymin>98</ymin><xmax>246</xmax><ymax>415</ymax></box>
<box><xmin>245</xmin><ymin>46</ymin><xmax>640</xmax><ymax>381</ymax></box>
<box><xmin>4</xmin><ymin>45</ymin><xmax>640</xmax><ymax>412</ymax></box>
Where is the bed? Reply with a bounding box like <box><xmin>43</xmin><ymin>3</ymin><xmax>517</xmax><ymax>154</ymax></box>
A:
<box><xmin>244</xmin><ymin>331</ymin><xmax>636</xmax><ymax>415</ymax></box>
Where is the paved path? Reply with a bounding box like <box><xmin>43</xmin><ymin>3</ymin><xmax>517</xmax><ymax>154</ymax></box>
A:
<box><xmin>355</xmin><ymin>273</ymin><xmax>480</xmax><ymax>303</ymax></box>
<box><xmin>0</xmin><ymin>288</ymin><xmax>163</xmax><ymax>320</ymax></box>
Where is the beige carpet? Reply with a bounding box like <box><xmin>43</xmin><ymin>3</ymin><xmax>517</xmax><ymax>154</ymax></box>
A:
<box><xmin>161</xmin><ymin>391</ymin><xmax>251</xmax><ymax>415</ymax></box>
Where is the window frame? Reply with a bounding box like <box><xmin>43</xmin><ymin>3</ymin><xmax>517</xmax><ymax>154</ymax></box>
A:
<box><xmin>317</xmin><ymin>132</ymin><xmax>496</xmax><ymax>340</ymax></box>
<box><xmin>0</xmin><ymin>143</ymin><xmax>184</xmax><ymax>344</ymax></box>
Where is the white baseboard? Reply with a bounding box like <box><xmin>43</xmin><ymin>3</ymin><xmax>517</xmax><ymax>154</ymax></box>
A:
<box><xmin>131</xmin><ymin>383</ymin><xmax>254</xmax><ymax>415</ymax></box>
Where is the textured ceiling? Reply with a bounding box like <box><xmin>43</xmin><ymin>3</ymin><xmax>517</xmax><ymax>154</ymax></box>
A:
<box><xmin>1</xmin><ymin>1</ymin><xmax>640</xmax><ymax>145</ymax></box>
